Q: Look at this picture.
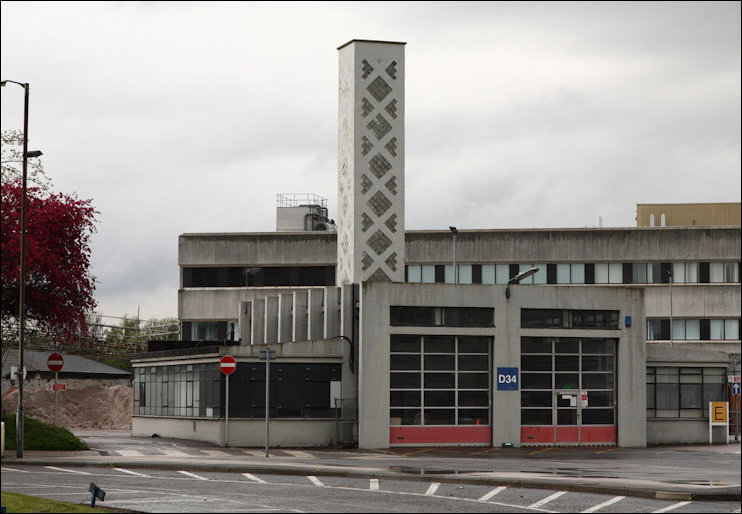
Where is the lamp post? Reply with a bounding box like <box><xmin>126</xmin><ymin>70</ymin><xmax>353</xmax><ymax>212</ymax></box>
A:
<box><xmin>1</xmin><ymin>79</ymin><xmax>34</xmax><ymax>458</ymax></box>
<box><xmin>505</xmin><ymin>267</ymin><xmax>540</xmax><ymax>300</ymax></box>
<box><xmin>449</xmin><ymin>226</ymin><xmax>458</xmax><ymax>284</ymax></box>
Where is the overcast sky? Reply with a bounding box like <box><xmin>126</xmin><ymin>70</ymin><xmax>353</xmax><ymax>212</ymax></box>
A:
<box><xmin>2</xmin><ymin>1</ymin><xmax>740</xmax><ymax>321</ymax></box>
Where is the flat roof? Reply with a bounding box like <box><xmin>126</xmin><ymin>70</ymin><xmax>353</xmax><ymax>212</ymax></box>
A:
<box><xmin>337</xmin><ymin>39</ymin><xmax>407</xmax><ymax>50</ymax></box>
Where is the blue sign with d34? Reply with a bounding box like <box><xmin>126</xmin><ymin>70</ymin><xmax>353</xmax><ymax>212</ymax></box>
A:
<box><xmin>497</xmin><ymin>367</ymin><xmax>519</xmax><ymax>390</ymax></box>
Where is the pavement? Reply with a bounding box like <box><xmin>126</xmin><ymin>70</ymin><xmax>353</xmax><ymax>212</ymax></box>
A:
<box><xmin>1</xmin><ymin>430</ymin><xmax>740</xmax><ymax>502</ymax></box>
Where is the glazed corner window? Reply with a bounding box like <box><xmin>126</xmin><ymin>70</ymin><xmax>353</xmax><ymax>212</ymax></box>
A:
<box><xmin>390</xmin><ymin>306</ymin><xmax>494</xmax><ymax>327</ymax></box>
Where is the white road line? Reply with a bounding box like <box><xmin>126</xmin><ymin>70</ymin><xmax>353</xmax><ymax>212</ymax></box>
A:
<box><xmin>44</xmin><ymin>466</ymin><xmax>92</xmax><ymax>475</ymax></box>
<box><xmin>242</xmin><ymin>472</ymin><xmax>267</xmax><ymax>483</ymax></box>
<box><xmin>425</xmin><ymin>482</ymin><xmax>440</xmax><ymax>495</ymax></box>
<box><xmin>178</xmin><ymin>470</ymin><xmax>209</xmax><ymax>480</ymax></box>
<box><xmin>0</xmin><ymin>467</ymin><xmax>30</xmax><ymax>473</ymax></box>
<box><xmin>479</xmin><ymin>486</ymin><xmax>507</xmax><ymax>501</ymax></box>
<box><xmin>581</xmin><ymin>496</ymin><xmax>625</xmax><ymax>513</ymax></box>
<box><xmin>201</xmin><ymin>449</ymin><xmax>231</xmax><ymax>457</ymax></box>
<box><xmin>115</xmin><ymin>450</ymin><xmax>145</xmax><ymax>456</ymax></box>
<box><xmin>284</xmin><ymin>450</ymin><xmax>313</xmax><ymax>458</ymax></box>
<box><xmin>113</xmin><ymin>467</ymin><xmax>150</xmax><ymax>478</ymax></box>
<box><xmin>162</xmin><ymin>449</ymin><xmax>191</xmax><ymax>457</ymax></box>
<box><xmin>242</xmin><ymin>450</ymin><xmax>265</xmax><ymax>457</ymax></box>
<box><xmin>653</xmin><ymin>501</ymin><xmax>692</xmax><ymax>513</ymax></box>
<box><xmin>369</xmin><ymin>478</ymin><xmax>379</xmax><ymax>491</ymax></box>
<box><xmin>307</xmin><ymin>475</ymin><xmax>325</xmax><ymax>487</ymax></box>
<box><xmin>528</xmin><ymin>490</ymin><xmax>567</xmax><ymax>509</ymax></box>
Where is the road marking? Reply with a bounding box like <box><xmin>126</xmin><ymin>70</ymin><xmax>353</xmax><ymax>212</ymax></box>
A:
<box><xmin>242</xmin><ymin>472</ymin><xmax>267</xmax><ymax>483</ymax></box>
<box><xmin>425</xmin><ymin>482</ymin><xmax>440</xmax><ymax>495</ymax></box>
<box><xmin>307</xmin><ymin>475</ymin><xmax>325</xmax><ymax>487</ymax></box>
<box><xmin>162</xmin><ymin>449</ymin><xmax>191</xmax><ymax>457</ymax></box>
<box><xmin>201</xmin><ymin>449</ymin><xmax>231</xmax><ymax>457</ymax></box>
<box><xmin>284</xmin><ymin>450</ymin><xmax>313</xmax><ymax>458</ymax></box>
<box><xmin>114</xmin><ymin>450</ymin><xmax>145</xmax><ymax>456</ymax></box>
<box><xmin>479</xmin><ymin>486</ymin><xmax>506</xmax><ymax>501</ymax></box>
<box><xmin>113</xmin><ymin>468</ymin><xmax>150</xmax><ymax>478</ymax></box>
<box><xmin>653</xmin><ymin>501</ymin><xmax>691</xmax><ymax>513</ymax></box>
<box><xmin>44</xmin><ymin>466</ymin><xmax>92</xmax><ymax>475</ymax></box>
<box><xmin>242</xmin><ymin>450</ymin><xmax>265</xmax><ymax>457</ymax></box>
<box><xmin>369</xmin><ymin>478</ymin><xmax>379</xmax><ymax>491</ymax></box>
<box><xmin>529</xmin><ymin>490</ymin><xmax>567</xmax><ymax>508</ymax></box>
<box><xmin>0</xmin><ymin>467</ymin><xmax>30</xmax><ymax>473</ymax></box>
<box><xmin>178</xmin><ymin>470</ymin><xmax>208</xmax><ymax>480</ymax></box>
<box><xmin>581</xmin><ymin>496</ymin><xmax>625</xmax><ymax>512</ymax></box>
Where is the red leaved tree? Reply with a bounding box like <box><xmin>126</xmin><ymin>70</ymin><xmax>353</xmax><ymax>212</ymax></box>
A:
<box><xmin>1</xmin><ymin>179</ymin><xmax>98</xmax><ymax>342</ymax></box>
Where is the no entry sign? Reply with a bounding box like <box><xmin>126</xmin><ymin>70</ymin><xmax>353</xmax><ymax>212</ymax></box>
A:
<box><xmin>220</xmin><ymin>355</ymin><xmax>236</xmax><ymax>375</ymax></box>
<box><xmin>47</xmin><ymin>353</ymin><xmax>64</xmax><ymax>373</ymax></box>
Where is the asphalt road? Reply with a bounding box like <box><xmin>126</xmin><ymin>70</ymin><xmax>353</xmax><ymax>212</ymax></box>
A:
<box><xmin>1</xmin><ymin>429</ymin><xmax>740</xmax><ymax>513</ymax></box>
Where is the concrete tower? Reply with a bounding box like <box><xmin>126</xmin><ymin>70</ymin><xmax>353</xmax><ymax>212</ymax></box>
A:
<box><xmin>337</xmin><ymin>39</ymin><xmax>406</xmax><ymax>285</ymax></box>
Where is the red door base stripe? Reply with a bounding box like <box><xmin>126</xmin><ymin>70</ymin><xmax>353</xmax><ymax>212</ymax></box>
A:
<box><xmin>390</xmin><ymin>426</ymin><xmax>490</xmax><ymax>445</ymax></box>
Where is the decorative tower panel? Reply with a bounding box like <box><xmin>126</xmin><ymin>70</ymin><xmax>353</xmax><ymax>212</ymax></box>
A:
<box><xmin>337</xmin><ymin>39</ymin><xmax>405</xmax><ymax>285</ymax></box>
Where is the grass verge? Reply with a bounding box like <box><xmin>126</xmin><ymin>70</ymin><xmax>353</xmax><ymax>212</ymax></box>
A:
<box><xmin>1</xmin><ymin>491</ymin><xmax>117</xmax><ymax>513</ymax></box>
<box><xmin>2</xmin><ymin>414</ymin><xmax>87</xmax><ymax>451</ymax></box>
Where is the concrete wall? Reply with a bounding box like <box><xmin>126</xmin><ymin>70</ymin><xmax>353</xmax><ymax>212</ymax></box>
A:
<box><xmin>357</xmin><ymin>282</ymin><xmax>647</xmax><ymax>449</ymax></box>
<box><xmin>132</xmin><ymin>417</ymin><xmax>336</xmax><ymax>447</ymax></box>
<box><xmin>179</xmin><ymin>232</ymin><xmax>336</xmax><ymax>267</ymax></box>
<box><xmin>404</xmin><ymin>227</ymin><xmax>741</xmax><ymax>264</ymax></box>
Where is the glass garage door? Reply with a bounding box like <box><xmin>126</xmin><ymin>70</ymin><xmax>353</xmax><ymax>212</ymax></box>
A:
<box><xmin>520</xmin><ymin>337</ymin><xmax>616</xmax><ymax>445</ymax></box>
<box><xmin>389</xmin><ymin>334</ymin><xmax>492</xmax><ymax>445</ymax></box>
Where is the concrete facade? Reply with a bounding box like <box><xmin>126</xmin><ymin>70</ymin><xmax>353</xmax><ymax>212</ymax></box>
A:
<box><xmin>357</xmin><ymin>282</ymin><xmax>647</xmax><ymax>449</ymax></box>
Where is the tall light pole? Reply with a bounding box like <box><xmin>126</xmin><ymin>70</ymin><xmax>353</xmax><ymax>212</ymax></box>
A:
<box><xmin>2</xmin><ymin>79</ymin><xmax>31</xmax><ymax>458</ymax></box>
<box><xmin>449</xmin><ymin>226</ymin><xmax>458</xmax><ymax>284</ymax></box>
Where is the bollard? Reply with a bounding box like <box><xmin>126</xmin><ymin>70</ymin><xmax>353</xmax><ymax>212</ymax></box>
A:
<box><xmin>89</xmin><ymin>482</ymin><xmax>105</xmax><ymax>507</ymax></box>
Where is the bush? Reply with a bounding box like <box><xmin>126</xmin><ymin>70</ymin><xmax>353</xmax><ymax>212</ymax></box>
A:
<box><xmin>2</xmin><ymin>414</ymin><xmax>87</xmax><ymax>451</ymax></box>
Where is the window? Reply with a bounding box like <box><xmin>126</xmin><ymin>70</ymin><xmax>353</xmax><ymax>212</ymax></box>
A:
<box><xmin>521</xmin><ymin>309</ymin><xmax>619</xmax><ymax>330</ymax></box>
<box><xmin>135</xmin><ymin>363</ymin><xmax>217</xmax><ymax>417</ymax></box>
<box><xmin>390</xmin><ymin>335</ymin><xmax>491</xmax><ymax>426</ymax></box>
<box><xmin>647</xmin><ymin>367</ymin><xmax>726</xmax><ymax>418</ymax></box>
<box><xmin>407</xmin><ymin>265</ymin><xmax>422</xmax><ymax>283</ymax></box>
<box><xmin>647</xmin><ymin>318</ymin><xmax>740</xmax><ymax>341</ymax></box>
<box><xmin>182</xmin><ymin>266</ymin><xmax>335</xmax><ymax>287</ymax></box>
<box><xmin>390</xmin><ymin>306</ymin><xmax>495</xmax><ymax>327</ymax></box>
<box><xmin>185</xmin><ymin>321</ymin><xmax>239</xmax><ymax>342</ymax></box>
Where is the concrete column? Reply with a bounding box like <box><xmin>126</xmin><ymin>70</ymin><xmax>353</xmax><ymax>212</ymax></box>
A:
<box><xmin>293</xmin><ymin>290</ymin><xmax>308</xmax><ymax>341</ymax></box>
<box><xmin>265</xmin><ymin>296</ymin><xmax>278</xmax><ymax>343</ymax></box>
<box><xmin>308</xmin><ymin>288</ymin><xmax>324</xmax><ymax>340</ymax></box>
<box><xmin>324</xmin><ymin>286</ymin><xmax>340</xmax><ymax>339</ymax></box>
<box><xmin>240</xmin><ymin>301</ymin><xmax>252</xmax><ymax>345</ymax></box>
<box><xmin>278</xmin><ymin>293</ymin><xmax>293</xmax><ymax>343</ymax></box>
<box><xmin>251</xmin><ymin>298</ymin><xmax>266</xmax><ymax>345</ymax></box>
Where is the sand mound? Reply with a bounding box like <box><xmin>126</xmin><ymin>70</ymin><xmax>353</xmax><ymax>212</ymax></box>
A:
<box><xmin>2</xmin><ymin>384</ymin><xmax>133</xmax><ymax>430</ymax></box>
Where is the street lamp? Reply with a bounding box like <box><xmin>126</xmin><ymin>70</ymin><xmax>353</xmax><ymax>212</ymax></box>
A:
<box><xmin>505</xmin><ymin>267</ymin><xmax>540</xmax><ymax>300</ymax></box>
<box><xmin>1</xmin><ymin>79</ymin><xmax>40</xmax><ymax>458</ymax></box>
<box><xmin>449</xmin><ymin>226</ymin><xmax>458</xmax><ymax>284</ymax></box>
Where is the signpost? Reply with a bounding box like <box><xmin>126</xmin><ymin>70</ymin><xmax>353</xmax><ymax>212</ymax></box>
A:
<box><xmin>220</xmin><ymin>355</ymin><xmax>236</xmax><ymax>446</ymax></box>
<box><xmin>47</xmin><ymin>353</ymin><xmax>64</xmax><ymax>426</ymax></box>
<box><xmin>260</xmin><ymin>349</ymin><xmax>276</xmax><ymax>457</ymax></box>
<box><xmin>708</xmin><ymin>401</ymin><xmax>729</xmax><ymax>444</ymax></box>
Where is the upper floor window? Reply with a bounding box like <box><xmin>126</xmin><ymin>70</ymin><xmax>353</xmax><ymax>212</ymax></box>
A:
<box><xmin>390</xmin><ymin>306</ymin><xmax>494</xmax><ymax>327</ymax></box>
<box><xmin>521</xmin><ymin>309</ymin><xmax>619</xmax><ymax>330</ymax></box>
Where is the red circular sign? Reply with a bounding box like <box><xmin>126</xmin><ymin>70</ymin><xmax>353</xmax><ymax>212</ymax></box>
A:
<box><xmin>220</xmin><ymin>355</ymin><xmax>236</xmax><ymax>375</ymax></box>
<box><xmin>47</xmin><ymin>352</ymin><xmax>64</xmax><ymax>372</ymax></box>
